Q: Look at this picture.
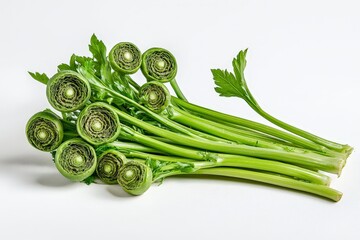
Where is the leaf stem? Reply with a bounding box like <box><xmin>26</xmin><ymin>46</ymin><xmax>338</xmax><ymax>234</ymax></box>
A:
<box><xmin>123</xmin><ymin>150</ymin><xmax>330</xmax><ymax>185</ymax></box>
<box><xmin>170</xmin><ymin>79</ymin><xmax>188</xmax><ymax>101</ymax></box>
<box><xmin>252</xmin><ymin>104</ymin><xmax>353</xmax><ymax>154</ymax></box>
<box><xmin>169</xmin><ymin>105</ymin><xmax>298</xmax><ymax>151</ymax></box>
<box><xmin>118</xmin><ymin>123</ymin><xmax>344</xmax><ymax>174</ymax></box>
<box><xmin>172</xmin><ymin>97</ymin><xmax>340</xmax><ymax>154</ymax></box>
<box><xmin>191</xmin><ymin>167</ymin><xmax>342</xmax><ymax>202</ymax></box>
<box><xmin>79</xmin><ymin>67</ymin><xmax>204</xmax><ymax>140</ymax></box>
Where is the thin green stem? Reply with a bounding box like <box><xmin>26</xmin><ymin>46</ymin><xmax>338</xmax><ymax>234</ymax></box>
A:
<box><xmin>98</xmin><ymin>141</ymin><xmax>165</xmax><ymax>154</ymax></box>
<box><xmin>191</xmin><ymin>168</ymin><xmax>342</xmax><ymax>202</ymax></box>
<box><xmin>172</xmin><ymin>97</ymin><xmax>336</xmax><ymax>154</ymax></box>
<box><xmin>80</xmin><ymin>68</ymin><xmax>205</xmax><ymax>140</ymax></box>
<box><xmin>118</xmin><ymin>124</ymin><xmax>344</xmax><ymax>174</ymax></box>
<box><xmin>121</xmin><ymin>125</ymin><xmax>205</xmax><ymax>160</ymax></box>
<box><xmin>177</xmin><ymin>106</ymin><xmax>293</xmax><ymax>146</ymax></box>
<box><xmin>114</xmin><ymin>106</ymin><xmax>299</xmax><ymax>155</ymax></box>
<box><xmin>126</xmin><ymin>76</ymin><xmax>141</xmax><ymax>90</ymax></box>
<box><xmin>172</xmin><ymin>106</ymin><xmax>349</xmax><ymax>159</ymax></box>
<box><xmin>169</xmin><ymin>105</ymin><xmax>326</xmax><ymax>155</ymax></box>
<box><xmin>165</xmin><ymin>117</ymin><xmax>233</xmax><ymax>143</ymax></box>
<box><xmin>129</xmin><ymin>158</ymin><xmax>339</xmax><ymax>201</ymax></box>
<box><xmin>123</xmin><ymin>151</ymin><xmax>330</xmax><ymax>185</ymax></box>
<box><xmin>253</xmin><ymin>105</ymin><xmax>352</xmax><ymax>154</ymax></box>
<box><xmin>170</xmin><ymin>79</ymin><xmax>188</xmax><ymax>101</ymax></box>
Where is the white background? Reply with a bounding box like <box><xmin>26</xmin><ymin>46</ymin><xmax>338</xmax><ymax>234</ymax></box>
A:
<box><xmin>0</xmin><ymin>0</ymin><xmax>359</xmax><ymax>239</ymax></box>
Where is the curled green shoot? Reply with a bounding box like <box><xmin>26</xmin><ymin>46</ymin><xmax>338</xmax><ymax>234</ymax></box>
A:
<box><xmin>141</xmin><ymin>48</ymin><xmax>177</xmax><ymax>83</ymax></box>
<box><xmin>55</xmin><ymin>139</ymin><xmax>97</xmax><ymax>181</ymax></box>
<box><xmin>26</xmin><ymin>110</ymin><xmax>64</xmax><ymax>152</ymax></box>
<box><xmin>141</xmin><ymin>47</ymin><xmax>187</xmax><ymax>101</ymax></box>
<box><xmin>77</xmin><ymin>102</ymin><xmax>121</xmax><ymax>145</ymax></box>
<box><xmin>139</xmin><ymin>81</ymin><xmax>171</xmax><ymax>113</ymax></box>
<box><xmin>96</xmin><ymin>150</ymin><xmax>127</xmax><ymax>184</ymax></box>
<box><xmin>109</xmin><ymin>42</ymin><xmax>141</xmax><ymax>74</ymax></box>
<box><xmin>46</xmin><ymin>70</ymin><xmax>91</xmax><ymax>112</ymax></box>
<box><xmin>117</xmin><ymin>161</ymin><xmax>153</xmax><ymax>196</ymax></box>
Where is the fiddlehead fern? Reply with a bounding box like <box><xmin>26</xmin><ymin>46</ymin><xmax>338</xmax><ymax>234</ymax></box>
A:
<box><xmin>77</xmin><ymin>102</ymin><xmax>121</xmax><ymax>145</ymax></box>
<box><xmin>26</xmin><ymin>110</ymin><xmax>63</xmax><ymax>152</ymax></box>
<box><xmin>141</xmin><ymin>48</ymin><xmax>177</xmax><ymax>83</ymax></box>
<box><xmin>109</xmin><ymin>42</ymin><xmax>142</xmax><ymax>74</ymax></box>
<box><xmin>55</xmin><ymin>139</ymin><xmax>97</xmax><ymax>181</ymax></box>
<box><xmin>139</xmin><ymin>82</ymin><xmax>171</xmax><ymax>113</ymax></box>
<box><xmin>117</xmin><ymin>161</ymin><xmax>153</xmax><ymax>195</ymax></box>
<box><xmin>96</xmin><ymin>150</ymin><xmax>127</xmax><ymax>184</ymax></box>
<box><xmin>141</xmin><ymin>47</ymin><xmax>187</xmax><ymax>101</ymax></box>
<box><xmin>46</xmin><ymin>70</ymin><xmax>91</xmax><ymax>112</ymax></box>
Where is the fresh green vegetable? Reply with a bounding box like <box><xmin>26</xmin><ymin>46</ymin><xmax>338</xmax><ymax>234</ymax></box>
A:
<box><xmin>55</xmin><ymin>139</ymin><xmax>97</xmax><ymax>181</ymax></box>
<box><xmin>117</xmin><ymin>161</ymin><xmax>153</xmax><ymax>195</ymax></box>
<box><xmin>96</xmin><ymin>150</ymin><xmax>127</xmax><ymax>184</ymax></box>
<box><xmin>192</xmin><ymin>168</ymin><xmax>342</xmax><ymax>202</ymax></box>
<box><xmin>211</xmin><ymin>49</ymin><xmax>352</xmax><ymax>154</ymax></box>
<box><xmin>109</xmin><ymin>42</ymin><xmax>142</xmax><ymax>74</ymax></box>
<box><xmin>141</xmin><ymin>47</ymin><xmax>177</xmax><ymax>83</ymax></box>
<box><xmin>26</xmin><ymin>34</ymin><xmax>352</xmax><ymax>202</ymax></box>
<box><xmin>106</xmin><ymin>104</ymin><xmax>345</xmax><ymax>174</ymax></box>
<box><xmin>77</xmin><ymin>102</ymin><xmax>121</xmax><ymax>145</ymax></box>
<box><xmin>26</xmin><ymin>110</ymin><xmax>64</xmax><ymax>152</ymax></box>
<box><xmin>139</xmin><ymin>81</ymin><xmax>171</xmax><ymax>113</ymax></box>
<box><xmin>46</xmin><ymin>71</ymin><xmax>91</xmax><ymax>112</ymax></box>
<box><xmin>141</xmin><ymin>47</ymin><xmax>188</xmax><ymax>101</ymax></box>
<box><xmin>118</xmin><ymin>124</ymin><xmax>343</xmax><ymax>174</ymax></box>
<box><xmin>101</xmin><ymin>145</ymin><xmax>331</xmax><ymax>185</ymax></box>
<box><xmin>172</xmin><ymin>97</ymin><xmax>349</xmax><ymax>159</ymax></box>
<box><xmin>118</xmin><ymin>158</ymin><xmax>340</xmax><ymax>201</ymax></box>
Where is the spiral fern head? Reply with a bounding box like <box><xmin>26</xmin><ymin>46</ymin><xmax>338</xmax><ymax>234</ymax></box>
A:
<box><xmin>26</xmin><ymin>110</ymin><xmax>63</xmax><ymax>152</ymax></box>
<box><xmin>96</xmin><ymin>150</ymin><xmax>127</xmax><ymax>184</ymax></box>
<box><xmin>77</xmin><ymin>102</ymin><xmax>121</xmax><ymax>145</ymax></box>
<box><xmin>109</xmin><ymin>42</ymin><xmax>142</xmax><ymax>74</ymax></box>
<box><xmin>55</xmin><ymin>139</ymin><xmax>97</xmax><ymax>181</ymax></box>
<box><xmin>139</xmin><ymin>82</ymin><xmax>171</xmax><ymax>113</ymax></box>
<box><xmin>141</xmin><ymin>48</ymin><xmax>177</xmax><ymax>83</ymax></box>
<box><xmin>117</xmin><ymin>161</ymin><xmax>153</xmax><ymax>196</ymax></box>
<box><xmin>46</xmin><ymin>70</ymin><xmax>91</xmax><ymax>112</ymax></box>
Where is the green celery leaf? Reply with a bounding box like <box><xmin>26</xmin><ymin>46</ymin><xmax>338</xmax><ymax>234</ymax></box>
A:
<box><xmin>82</xmin><ymin>175</ymin><xmax>96</xmax><ymax>185</ymax></box>
<box><xmin>28</xmin><ymin>72</ymin><xmax>49</xmax><ymax>84</ymax></box>
<box><xmin>89</xmin><ymin>34</ymin><xmax>107</xmax><ymax>64</ymax></box>
<box><xmin>57</xmin><ymin>63</ymin><xmax>72</xmax><ymax>71</ymax></box>
<box><xmin>211</xmin><ymin>49</ymin><xmax>252</xmax><ymax>102</ymax></box>
<box><xmin>57</xmin><ymin>54</ymin><xmax>78</xmax><ymax>71</ymax></box>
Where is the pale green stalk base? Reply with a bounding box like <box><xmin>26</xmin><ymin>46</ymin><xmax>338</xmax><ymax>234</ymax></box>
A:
<box><xmin>192</xmin><ymin>167</ymin><xmax>342</xmax><ymax>202</ymax></box>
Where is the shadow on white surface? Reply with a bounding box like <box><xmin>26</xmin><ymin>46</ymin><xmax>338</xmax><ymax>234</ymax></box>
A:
<box><xmin>36</xmin><ymin>172</ymin><xmax>73</xmax><ymax>187</ymax></box>
<box><xmin>0</xmin><ymin>155</ymin><xmax>53</xmax><ymax>168</ymax></box>
<box><xmin>0</xmin><ymin>155</ymin><xmax>73</xmax><ymax>188</ymax></box>
<box><xmin>106</xmin><ymin>185</ymin><xmax>133</xmax><ymax>198</ymax></box>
